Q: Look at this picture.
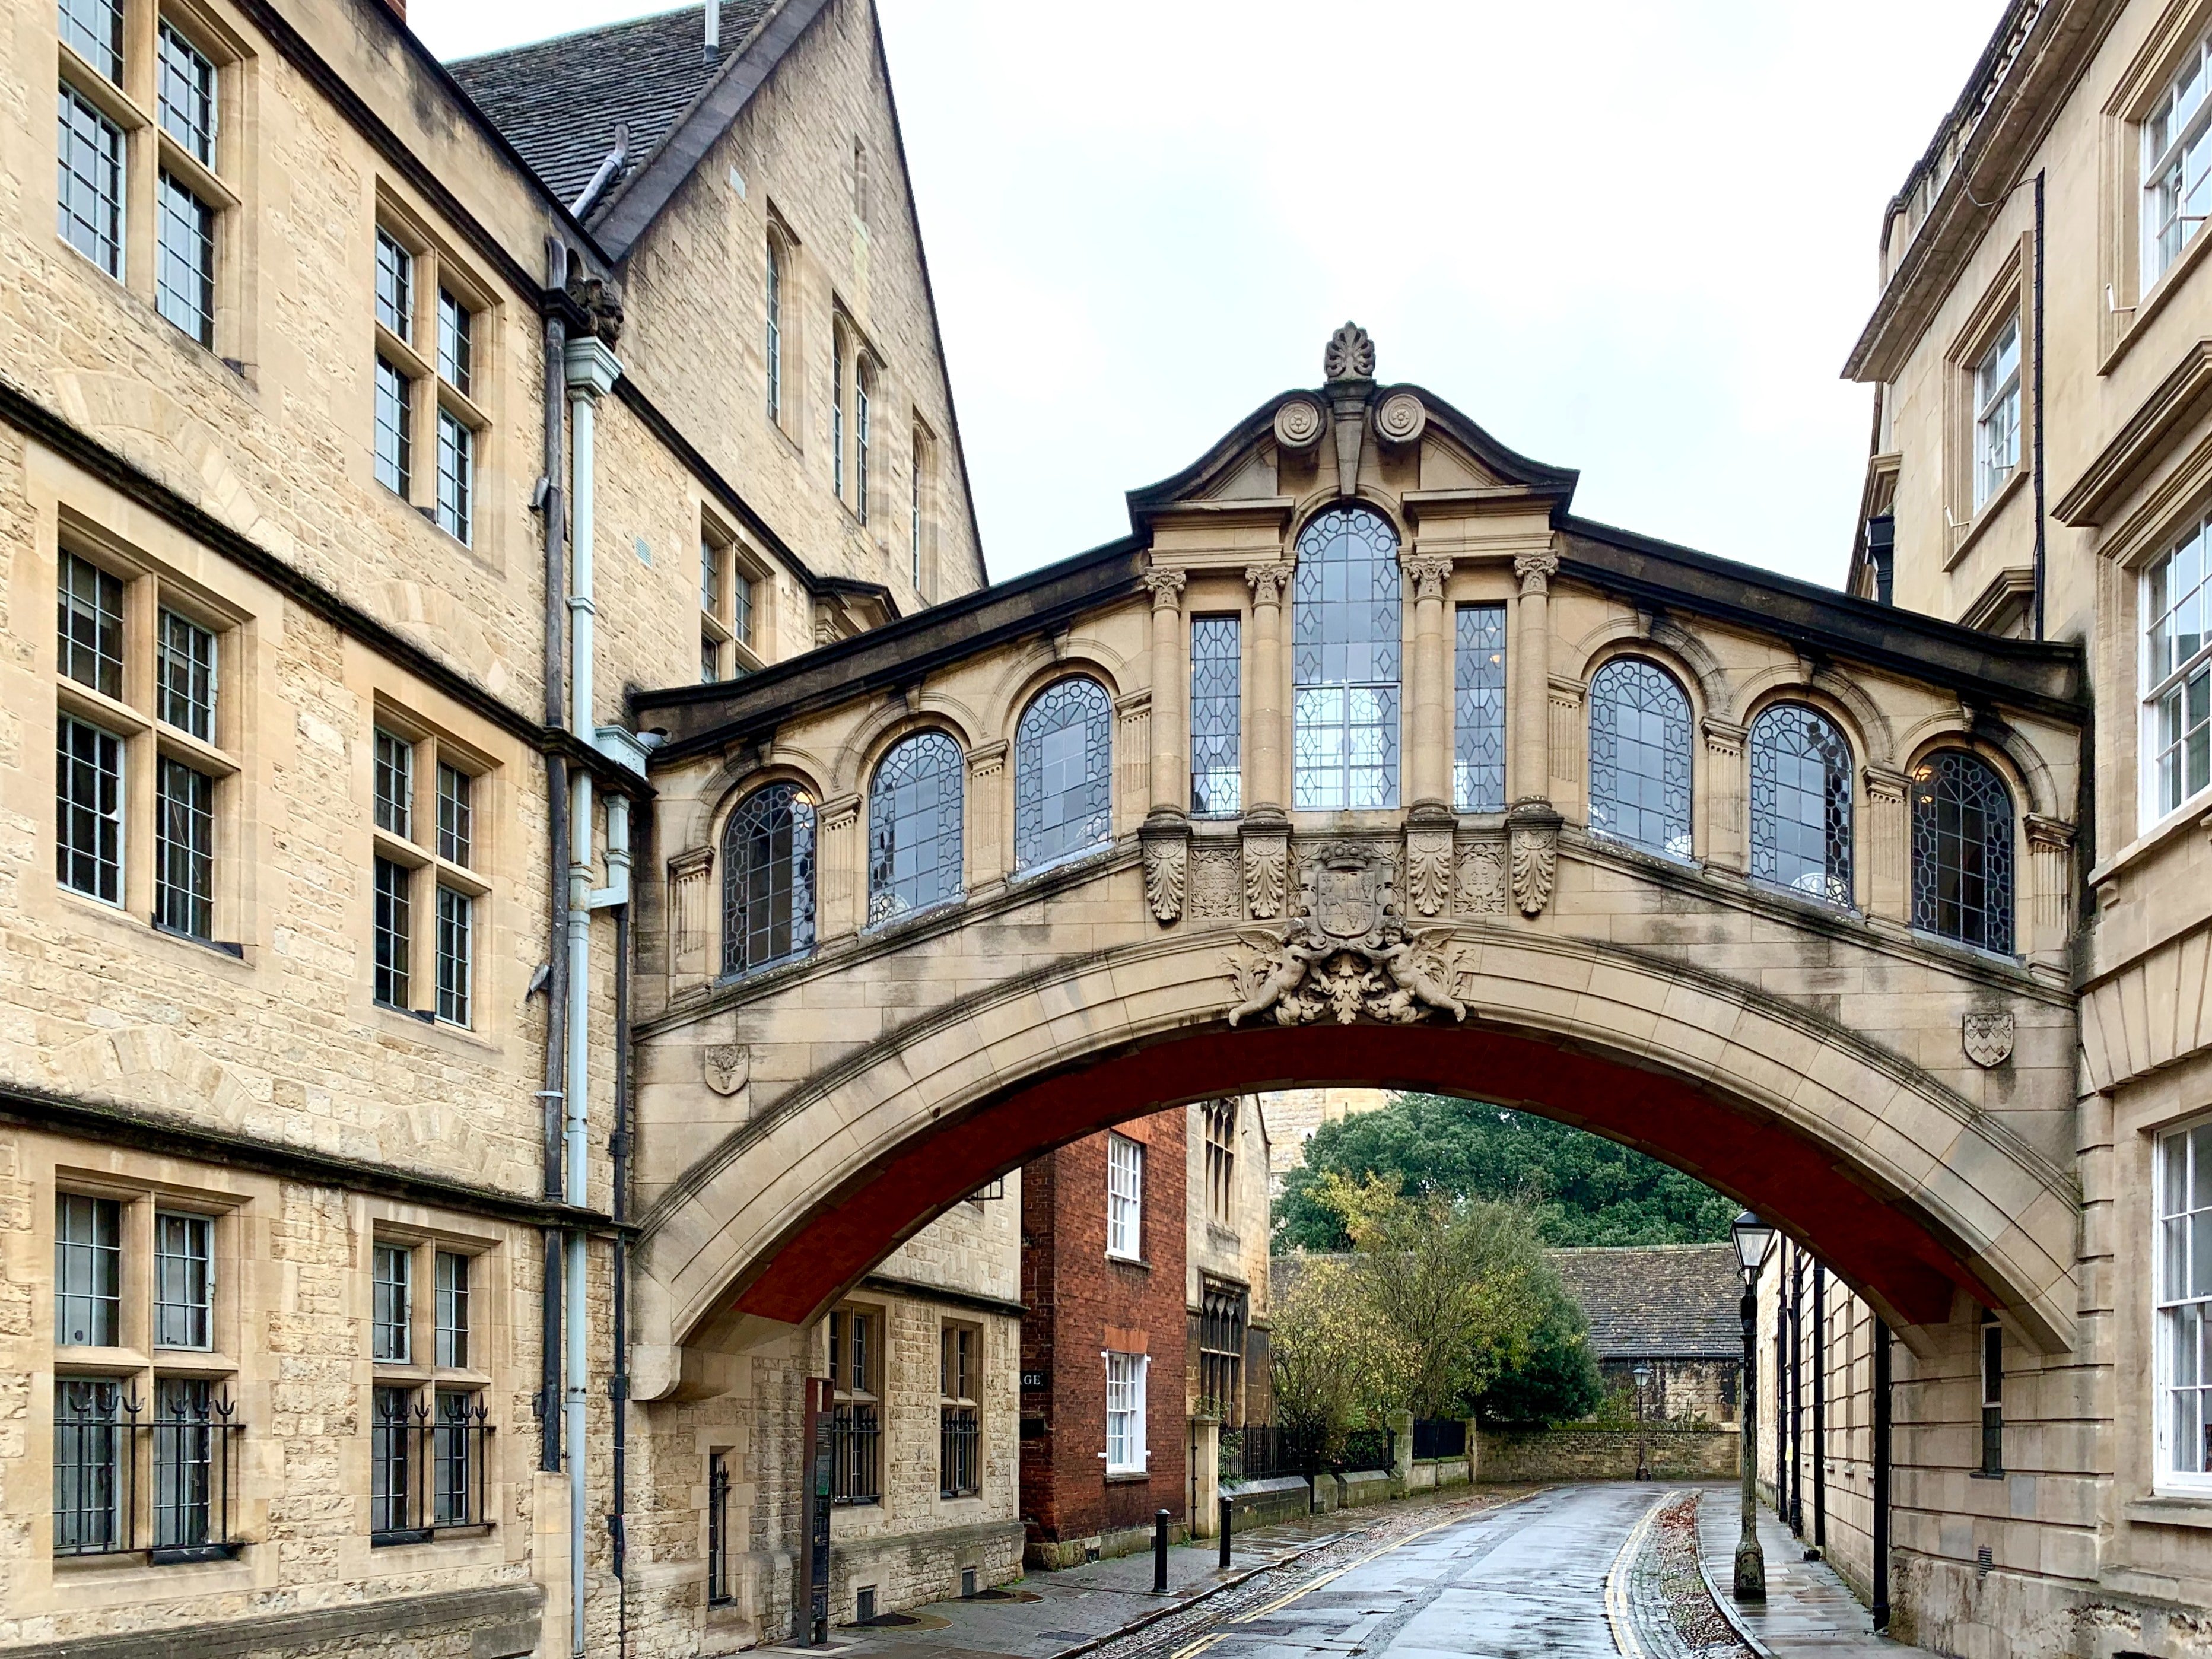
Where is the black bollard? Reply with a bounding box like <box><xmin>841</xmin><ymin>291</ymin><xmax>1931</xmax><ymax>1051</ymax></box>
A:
<box><xmin>1153</xmin><ymin>1508</ymin><xmax>1171</xmax><ymax>1594</ymax></box>
<box><xmin>1218</xmin><ymin>1496</ymin><xmax>1232</xmax><ymax>1570</ymax></box>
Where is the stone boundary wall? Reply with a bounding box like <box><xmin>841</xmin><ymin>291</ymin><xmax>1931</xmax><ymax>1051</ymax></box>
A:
<box><xmin>1476</xmin><ymin>1425</ymin><xmax>1740</xmax><ymax>1483</ymax></box>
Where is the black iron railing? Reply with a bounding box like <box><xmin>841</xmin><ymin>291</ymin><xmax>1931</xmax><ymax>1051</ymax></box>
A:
<box><xmin>707</xmin><ymin>1453</ymin><xmax>732</xmax><ymax>1604</ymax></box>
<box><xmin>939</xmin><ymin>1406</ymin><xmax>979</xmax><ymax>1498</ymax></box>
<box><xmin>53</xmin><ymin>1378</ymin><xmax>245</xmax><ymax>1562</ymax></box>
<box><xmin>1337</xmin><ymin>1427</ymin><xmax>1394</xmax><ymax>1473</ymax></box>
<box><xmin>1226</xmin><ymin>1422</ymin><xmax>1396</xmax><ymax>1482</ymax></box>
<box><xmin>831</xmin><ymin>1401</ymin><xmax>879</xmax><ymax>1504</ymax></box>
<box><xmin>370</xmin><ymin>1389</ymin><xmax>493</xmax><ymax>1546</ymax></box>
<box><xmin>1411</xmin><ymin>1419</ymin><xmax>1467</xmax><ymax>1460</ymax></box>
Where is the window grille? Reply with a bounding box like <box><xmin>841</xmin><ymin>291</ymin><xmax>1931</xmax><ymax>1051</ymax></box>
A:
<box><xmin>155</xmin><ymin>172</ymin><xmax>215</xmax><ymax>347</ymax></box>
<box><xmin>2146</xmin><ymin>523</ymin><xmax>2211</xmax><ymax>820</ymax></box>
<box><xmin>374</xmin><ymin>230</ymin><xmax>412</xmax><ymax>341</ymax></box>
<box><xmin>869</xmin><ymin>731</ymin><xmax>964</xmax><ymax>922</ymax></box>
<box><xmin>436</xmin><ymin>410</ymin><xmax>472</xmax><ymax>544</ymax></box>
<box><xmin>1190</xmin><ymin>615</ymin><xmax>1242</xmax><ymax>816</ymax></box>
<box><xmin>373</xmin><ymin>857</ymin><xmax>411</xmax><ymax>1009</ymax></box>
<box><xmin>707</xmin><ymin>1452</ymin><xmax>733</xmax><ymax>1602</ymax></box>
<box><xmin>1909</xmin><ymin>751</ymin><xmax>2013</xmax><ymax>954</ymax></box>
<box><xmin>436</xmin><ymin>763</ymin><xmax>472</xmax><ymax>866</ymax></box>
<box><xmin>58</xmin><ymin>83</ymin><xmax>124</xmax><ymax>278</ymax></box>
<box><xmin>370</xmin><ymin>1385</ymin><xmax>414</xmax><ymax>1539</ymax></box>
<box><xmin>435</xmin><ymin>1250</ymin><xmax>470</xmax><ymax>1369</ymax></box>
<box><xmin>369</xmin><ymin>1387</ymin><xmax>488</xmax><ymax>1543</ymax></box>
<box><xmin>2157</xmin><ymin>1120</ymin><xmax>2212</xmax><ymax>1487</ymax></box>
<box><xmin>1013</xmin><ymin>678</ymin><xmax>1112</xmax><ymax>870</ymax></box>
<box><xmin>940</xmin><ymin>1324</ymin><xmax>979</xmax><ymax>1497</ymax></box>
<box><xmin>53</xmin><ymin>1378</ymin><xmax>243</xmax><ymax>1560</ymax></box>
<box><xmin>1104</xmin><ymin>1351</ymin><xmax>1146</xmax><ymax>1473</ymax></box>
<box><xmin>436</xmin><ymin>291</ymin><xmax>472</xmax><ymax>395</ymax></box>
<box><xmin>154</xmin><ymin>1210</ymin><xmax>213</xmax><ymax>1349</ymax></box>
<box><xmin>1972</xmin><ymin>320</ymin><xmax>2020</xmax><ymax>510</ymax></box>
<box><xmin>1588</xmin><ymin>659</ymin><xmax>1693</xmax><ymax>859</ymax></box>
<box><xmin>58</xmin><ymin>716</ymin><xmax>125</xmax><ymax>904</ymax></box>
<box><xmin>158</xmin><ymin>610</ymin><xmax>218</xmax><ymax>740</ymax></box>
<box><xmin>434</xmin><ymin>886</ymin><xmax>471</xmax><ymax>1026</ymax></box>
<box><xmin>1292</xmin><ymin>504</ymin><xmax>1401</xmax><ymax>810</ymax></box>
<box><xmin>1198</xmin><ymin>1282</ymin><xmax>1247</xmax><ymax>1425</ymax></box>
<box><xmin>1749</xmin><ymin>704</ymin><xmax>1852</xmax><ymax>905</ymax></box>
<box><xmin>61</xmin><ymin>0</ymin><xmax>126</xmax><ymax>81</ymax></box>
<box><xmin>155</xmin><ymin>759</ymin><xmax>214</xmax><ymax>939</ymax></box>
<box><xmin>828</xmin><ymin>1307</ymin><xmax>881</xmax><ymax>1504</ymax></box>
<box><xmin>154</xmin><ymin>1377</ymin><xmax>225</xmax><ymax>1552</ymax></box>
<box><xmin>372</xmin><ymin>1242</ymin><xmax>412</xmax><ymax>1362</ymax></box>
<box><xmin>157</xmin><ymin>23</ymin><xmax>217</xmax><ymax>166</ymax></box>
<box><xmin>433</xmin><ymin>1390</ymin><xmax>486</xmax><ymax>1527</ymax></box>
<box><xmin>722</xmin><ymin>783</ymin><xmax>816</xmax><ymax>975</ymax></box>
<box><xmin>374</xmin><ymin>358</ymin><xmax>412</xmax><ymax>496</ymax></box>
<box><xmin>1106</xmin><ymin>1133</ymin><xmax>1143</xmax><ymax>1259</ymax></box>
<box><xmin>57</xmin><ymin>1193</ymin><xmax>122</xmax><ymax>1347</ymax></box>
<box><xmin>59</xmin><ymin>551</ymin><xmax>125</xmax><ymax>697</ymax></box>
<box><xmin>1453</xmin><ymin>603</ymin><xmax>1508</xmax><ymax>812</ymax></box>
<box><xmin>2144</xmin><ymin>31</ymin><xmax>2212</xmax><ymax>285</ymax></box>
<box><xmin>53</xmin><ymin>1378</ymin><xmax>126</xmax><ymax>1555</ymax></box>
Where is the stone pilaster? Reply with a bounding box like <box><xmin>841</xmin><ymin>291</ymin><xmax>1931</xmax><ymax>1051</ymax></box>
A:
<box><xmin>1702</xmin><ymin>718</ymin><xmax>1748</xmax><ymax>873</ymax></box>
<box><xmin>1512</xmin><ymin>550</ymin><xmax>1556</xmax><ymax>806</ymax></box>
<box><xmin>1244</xmin><ymin>561</ymin><xmax>1293</xmax><ymax>817</ymax></box>
<box><xmin>667</xmin><ymin>844</ymin><xmax>716</xmax><ymax>993</ymax></box>
<box><xmin>817</xmin><ymin>792</ymin><xmax>862</xmax><ymax>939</ymax></box>
<box><xmin>1114</xmin><ymin>690</ymin><xmax>1151</xmax><ymax>838</ymax></box>
<box><xmin>1143</xmin><ymin>567</ymin><xmax>1188</xmax><ymax>819</ymax></box>
<box><xmin>1403</xmin><ymin>552</ymin><xmax>1454</xmax><ymax>815</ymax></box>
<box><xmin>967</xmin><ymin>740</ymin><xmax>1008</xmax><ymax>891</ymax></box>
<box><xmin>1863</xmin><ymin>765</ymin><xmax>1910</xmax><ymax>923</ymax></box>
<box><xmin>2024</xmin><ymin>814</ymin><xmax>2076</xmax><ymax>961</ymax></box>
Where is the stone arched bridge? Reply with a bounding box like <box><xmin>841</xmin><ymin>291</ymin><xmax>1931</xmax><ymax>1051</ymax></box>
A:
<box><xmin>622</xmin><ymin>341</ymin><xmax>2086</xmax><ymax>1397</ymax></box>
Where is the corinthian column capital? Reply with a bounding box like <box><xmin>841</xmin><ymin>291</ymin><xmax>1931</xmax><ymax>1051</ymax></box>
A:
<box><xmin>1514</xmin><ymin>549</ymin><xmax>1560</xmax><ymax>595</ymax></box>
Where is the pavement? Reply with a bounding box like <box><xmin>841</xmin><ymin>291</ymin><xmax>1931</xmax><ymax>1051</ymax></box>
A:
<box><xmin>810</xmin><ymin>1482</ymin><xmax>1936</xmax><ymax>1659</ymax></box>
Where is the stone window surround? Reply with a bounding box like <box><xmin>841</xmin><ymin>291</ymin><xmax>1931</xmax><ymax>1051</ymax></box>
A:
<box><xmin>47</xmin><ymin>1172</ymin><xmax>243</xmax><ymax>1565</ymax></box>
<box><xmin>698</xmin><ymin>506</ymin><xmax>770</xmax><ymax>683</ymax></box>
<box><xmin>1940</xmin><ymin>238</ymin><xmax>2031</xmax><ymax>571</ymax></box>
<box><xmin>363</xmin><ymin>1219</ymin><xmax>500</xmax><ymax>1543</ymax></box>
<box><xmin>366</xmin><ymin>700</ymin><xmax>494</xmax><ymax>1036</ymax></box>
<box><xmin>2096</xmin><ymin>5</ymin><xmax>2212</xmax><ymax>369</ymax></box>
<box><xmin>369</xmin><ymin>189</ymin><xmax>496</xmax><ymax>562</ymax></box>
<box><xmin>50</xmin><ymin>524</ymin><xmax>244</xmax><ymax>954</ymax></box>
<box><xmin>53</xmin><ymin>0</ymin><xmax>247</xmax><ymax>361</ymax></box>
<box><xmin>2139</xmin><ymin>517</ymin><xmax>2212</xmax><ymax>831</ymax></box>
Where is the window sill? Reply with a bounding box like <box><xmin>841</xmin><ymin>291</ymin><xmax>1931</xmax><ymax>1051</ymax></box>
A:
<box><xmin>1104</xmin><ymin>1470</ymin><xmax>1152</xmax><ymax>1483</ymax></box>
<box><xmin>1105</xmin><ymin>1253</ymin><xmax>1151</xmax><ymax>1271</ymax></box>
<box><xmin>1011</xmin><ymin>843</ymin><xmax>1117</xmax><ymax>885</ymax></box>
<box><xmin>2089</xmin><ymin>788</ymin><xmax>2212</xmax><ymax>895</ymax></box>
<box><xmin>2101</xmin><ymin>225</ymin><xmax>2212</xmax><ymax>380</ymax></box>
<box><xmin>1944</xmin><ymin>466</ymin><xmax>2027</xmax><ymax>572</ymax></box>
<box><xmin>1906</xmin><ymin>929</ymin><xmax>2023</xmax><ymax>972</ymax></box>
<box><xmin>2125</xmin><ymin>1496</ymin><xmax>2212</xmax><ymax>1529</ymax></box>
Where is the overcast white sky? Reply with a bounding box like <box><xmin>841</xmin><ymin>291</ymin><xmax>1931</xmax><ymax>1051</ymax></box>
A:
<box><xmin>415</xmin><ymin>1</ymin><xmax>2004</xmax><ymax>589</ymax></box>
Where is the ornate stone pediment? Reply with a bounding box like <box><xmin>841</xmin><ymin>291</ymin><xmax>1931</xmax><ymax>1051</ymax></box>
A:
<box><xmin>1224</xmin><ymin>843</ymin><xmax>1466</xmax><ymax>1026</ymax></box>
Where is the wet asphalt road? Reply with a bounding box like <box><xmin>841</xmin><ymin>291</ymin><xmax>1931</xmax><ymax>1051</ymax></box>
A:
<box><xmin>1162</xmin><ymin>1483</ymin><xmax>1659</xmax><ymax>1659</ymax></box>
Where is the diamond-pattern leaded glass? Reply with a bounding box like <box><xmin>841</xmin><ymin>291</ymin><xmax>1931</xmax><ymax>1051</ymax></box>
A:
<box><xmin>1014</xmin><ymin>678</ymin><xmax>1112</xmax><ymax>870</ymax></box>
<box><xmin>1589</xmin><ymin>658</ymin><xmax>1693</xmax><ymax>859</ymax></box>
<box><xmin>870</xmin><ymin>731</ymin><xmax>964</xmax><ymax>922</ymax></box>
<box><xmin>1292</xmin><ymin>505</ymin><xmax>1400</xmax><ymax>810</ymax></box>
<box><xmin>723</xmin><ymin>783</ymin><xmax>816</xmax><ymax>975</ymax></box>
<box><xmin>1749</xmin><ymin>704</ymin><xmax>1854</xmax><ymax>904</ymax></box>
<box><xmin>1453</xmin><ymin>603</ymin><xmax>1507</xmax><ymax>812</ymax></box>
<box><xmin>1190</xmin><ymin>614</ymin><xmax>1241</xmax><ymax>816</ymax></box>
<box><xmin>1911</xmin><ymin>751</ymin><xmax>2013</xmax><ymax>954</ymax></box>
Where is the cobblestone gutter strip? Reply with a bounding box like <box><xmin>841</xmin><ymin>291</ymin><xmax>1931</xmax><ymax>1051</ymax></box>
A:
<box><xmin>1617</xmin><ymin>1490</ymin><xmax>1754</xmax><ymax>1659</ymax></box>
<box><xmin>1064</xmin><ymin>1486</ymin><xmax>1547</xmax><ymax>1659</ymax></box>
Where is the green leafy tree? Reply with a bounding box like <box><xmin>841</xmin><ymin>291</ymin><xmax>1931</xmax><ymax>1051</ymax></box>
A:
<box><xmin>1274</xmin><ymin>1092</ymin><xmax>1737</xmax><ymax>1251</ymax></box>
<box><xmin>1476</xmin><ymin>1285</ymin><xmax>1604</xmax><ymax>1426</ymax></box>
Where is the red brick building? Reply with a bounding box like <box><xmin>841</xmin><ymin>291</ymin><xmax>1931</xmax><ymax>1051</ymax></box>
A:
<box><xmin>1018</xmin><ymin>1110</ymin><xmax>1188</xmax><ymax>1566</ymax></box>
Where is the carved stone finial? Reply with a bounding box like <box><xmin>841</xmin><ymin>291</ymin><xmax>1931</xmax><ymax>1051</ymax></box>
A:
<box><xmin>1323</xmin><ymin>322</ymin><xmax>1375</xmax><ymax>382</ymax></box>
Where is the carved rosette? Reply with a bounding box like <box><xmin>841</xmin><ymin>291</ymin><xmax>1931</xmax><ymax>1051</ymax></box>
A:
<box><xmin>1224</xmin><ymin>841</ymin><xmax>1466</xmax><ymax>1028</ymax></box>
<box><xmin>1374</xmin><ymin>390</ymin><xmax>1426</xmax><ymax>447</ymax></box>
<box><xmin>1273</xmin><ymin>397</ymin><xmax>1325</xmax><ymax>453</ymax></box>
<box><xmin>1404</xmin><ymin>828</ymin><xmax>1454</xmax><ymax>918</ymax></box>
<box><xmin>1509</xmin><ymin>818</ymin><xmax>1558</xmax><ymax>917</ymax></box>
<box><xmin>1141</xmin><ymin>826</ymin><xmax>1188</xmax><ymax>924</ymax></box>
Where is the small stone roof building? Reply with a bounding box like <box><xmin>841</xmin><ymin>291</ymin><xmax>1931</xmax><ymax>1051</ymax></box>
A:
<box><xmin>1549</xmin><ymin>1244</ymin><xmax>1742</xmax><ymax>1425</ymax></box>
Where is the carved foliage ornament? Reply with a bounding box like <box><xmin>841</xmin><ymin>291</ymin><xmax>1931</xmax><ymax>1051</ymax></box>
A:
<box><xmin>1509</xmin><ymin>821</ymin><xmax>1556</xmax><ymax>917</ymax></box>
<box><xmin>1143</xmin><ymin>834</ymin><xmax>1187</xmax><ymax>924</ymax></box>
<box><xmin>1226</xmin><ymin>843</ymin><xmax>1465</xmax><ymax>1027</ymax></box>
<box><xmin>1406</xmin><ymin>832</ymin><xmax>1453</xmax><ymax>917</ymax></box>
<box><xmin>1244</xmin><ymin>838</ymin><xmax>1288</xmax><ymax>919</ymax></box>
<box><xmin>1962</xmin><ymin>1011</ymin><xmax>2014</xmax><ymax>1069</ymax></box>
<box><xmin>1324</xmin><ymin>321</ymin><xmax>1376</xmax><ymax>382</ymax></box>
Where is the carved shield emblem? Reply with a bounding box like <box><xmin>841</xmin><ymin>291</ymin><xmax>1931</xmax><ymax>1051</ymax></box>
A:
<box><xmin>704</xmin><ymin>1043</ymin><xmax>751</xmax><ymax>1097</ymax></box>
<box><xmin>1961</xmin><ymin>1013</ymin><xmax>2014</xmax><ymax>1069</ymax></box>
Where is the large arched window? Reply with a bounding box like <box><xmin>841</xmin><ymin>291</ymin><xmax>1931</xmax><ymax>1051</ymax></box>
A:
<box><xmin>1588</xmin><ymin>658</ymin><xmax>1693</xmax><ymax>858</ymax></box>
<box><xmin>722</xmin><ymin>782</ymin><xmax>816</xmax><ymax>976</ymax></box>
<box><xmin>1014</xmin><ymin>678</ymin><xmax>1111</xmax><ymax>870</ymax></box>
<box><xmin>1911</xmin><ymin>751</ymin><xmax>2014</xmax><ymax>954</ymax></box>
<box><xmin>1292</xmin><ymin>504</ymin><xmax>1401</xmax><ymax>811</ymax></box>
<box><xmin>869</xmin><ymin>730</ymin><xmax>964</xmax><ymax>922</ymax></box>
<box><xmin>1749</xmin><ymin>704</ymin><xmax>1854</xmax><ymax>904</ymax></box>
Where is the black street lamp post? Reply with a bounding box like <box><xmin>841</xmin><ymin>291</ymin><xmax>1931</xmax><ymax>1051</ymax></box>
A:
<box><xmin>1632</xmin><ymin>1362</ymin><xmax>1652</xmax><ymax>1481</ymax></box>
<box><xmin>1731</xmin><ymin>1210</ymin><xmax>1778</xmax><ymax>1603</ymax></box>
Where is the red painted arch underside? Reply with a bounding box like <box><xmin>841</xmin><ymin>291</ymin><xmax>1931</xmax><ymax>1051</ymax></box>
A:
<box><xmin>729</xmin><ymin>1022</ymin><xmax>1986</xmax><ymax>1331</ymax></box>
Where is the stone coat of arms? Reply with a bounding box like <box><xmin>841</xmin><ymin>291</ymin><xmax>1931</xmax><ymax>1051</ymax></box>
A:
<box><xmin>1961</xmin><ymin>1012</ymin><xmax>2014</xmax><ymax>1069</ymax></box>
<box><xmin>1225</xmin><ymin>843</ymin><xmax>1465</xmax><ymax>1026</ymax></box>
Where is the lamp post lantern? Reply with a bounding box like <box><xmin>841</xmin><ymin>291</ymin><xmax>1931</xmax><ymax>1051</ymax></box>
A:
<box><xmin>1731</xmin><ymin>1210</ymin><xmax>1778</xmax><ymax>1603</ymax></box>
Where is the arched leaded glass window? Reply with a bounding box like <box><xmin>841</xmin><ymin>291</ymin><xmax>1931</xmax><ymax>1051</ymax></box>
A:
<box><xmin>1588</xmin><ymin>659</ymin><xmax>1693</xmax><ymax>858</ymax></box>
<box><xmin>1014</xmin><ymin>678</ymin><xmax>1112</xmax><ymax>870</ymax></box>
<box><xmin>1749</xmin><ymin>704</ymin><xmax>1854</xmax><ymax>904</ymax></box>
<box><xmin>722</xmin><ymin>782</ymin><xmax>815</xmax><ymax>976</ymax></box>
<box><xmin>1292</xmin><ymin>504</ymin><xmax>1401</xmax><ymax>810</ymax></box>
<box><xmin>869</xmin><ymin>730</ymin><xmax>964</xmax><ymax>922</ymax></box>
<box><xmin>1911</xmin><ymin>751</ymin><xmax>2014</xmax><ymax>954</ymax></box>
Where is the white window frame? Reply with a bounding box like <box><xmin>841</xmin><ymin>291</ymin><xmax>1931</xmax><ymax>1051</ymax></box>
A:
<box><xmin>2144</xmin><ymin>29</ymin><xmax>2212</xmax><ymax>290</ymax></box>
<box><xmin>1105</xmin><ymin>1132</ymin><xmax>1143</xmax><ymax>1261</ymax></box>
<box><xmin>1972</xmin><ymin>318</ymin><xmax>2020</xmax><ymax>510</ymax></box>
<box><xmin>2156</xmin><ymin>1118</ymin><xmax>2212</xmax><ymax>1494</ymax></box>
<box><xmin>2143</xmin><ymin>519</ymin><xmax>2212</xmax><ymax>832</ymax></box>
<box><xmin>1102</xmin><ymin>1349</ymin><xmax>1148</xmax><ymax>1474</ymax></box>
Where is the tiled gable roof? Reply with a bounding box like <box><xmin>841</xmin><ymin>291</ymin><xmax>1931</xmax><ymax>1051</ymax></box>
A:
<box><xmin>1547</xmin><ymin>1244</ymin><xmax>1741</xmax><ymax>1361</ymax></box>
<box><xmin>447</xmin><ymin>1</ymin><xmax>775</xmax><ymax>212</ymax></box>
